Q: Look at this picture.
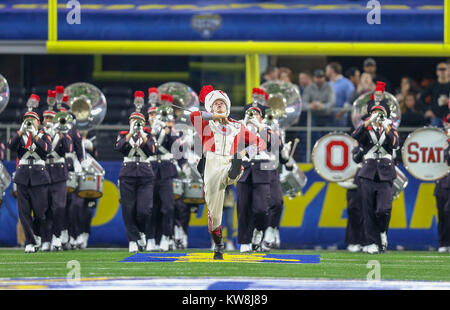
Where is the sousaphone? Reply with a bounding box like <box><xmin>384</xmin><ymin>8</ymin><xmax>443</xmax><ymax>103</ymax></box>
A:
<box><xmin>351</xmin><ymin>90</ymin><xmax>401</xmax><ymax>129</ymax></box>
<box><xmin>0</xmin><ymin>74</ymin><xmax>10</xmax><ymax>205</ymax></box>
<box><xmin>157</xmin><ymin>82</ymin><xmax>200</xmax><ymax>124</ymax></box>
<box><xmin>260</xmin><ymin>80</ymin><xmax>302</xmax><ymax>130</ymax></box>
<box><xmin>64</xmin><ymin>82</ymin><xmax>107</xmax><ymax>199</ymax></box>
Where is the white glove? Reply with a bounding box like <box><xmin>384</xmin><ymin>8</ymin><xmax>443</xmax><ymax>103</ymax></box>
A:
<box><xmin>19</xmin><ymin>122</ymin><xmax>27</xmax><ymax>134</ymax></box>
<box><xmin>46</xmin><ymin>124</ymin><xmax>55</xmax><ymax>138</ymax></box>
<box><xmin>281</xmin><ymin>141</ymin><xmax>292</xmax><ymax>160</ymax></box>
<box><xmin>129</xmin><ymin>120</ymin><xmax>136</xmax><ymax>134</ymax></box>
<box><xmin>369</xmin><ymin>113</ymin><xmax>378</xmax><ymax>124</ymax></box>
<box><xmin>30</xmin><ymin>126</ymin><xmax>38</xmax><ymax>137</ymax></box>
<box><xmin>83</xmin><ymin>139</ymin><xmax>94</xmax><ymax>152</ymax></box>
<box><xmin>151</xmin><ymin>122</ymin><xmax>162</xmax><ymax>136</ymax></box>
<box><xmin>285</xmin><ymin>157</ymin><xmax>296</xmax><ymax>169</ymax></box>
<box><xmin>81</xmin><ymin>158</ymin><xmax>92</xmax><ymax>171</ymax></box>
<box><xmin>139</xmin><ymin>127</ymin><xmax>146</xmax><ymax>138</ymax></box>
<box><xmin>382</xmin><ymin>118</ymin><xmax>391</xmax><ymax>130</ymax></box>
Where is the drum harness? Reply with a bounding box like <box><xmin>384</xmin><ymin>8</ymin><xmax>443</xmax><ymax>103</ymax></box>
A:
<box><xmin>124</xmin><ymin>133</ymin><xmax>153</xmax><ymax>164</ymax></box>
<box><xmin>148</xmin><ymin>127</ymin><xmax>174</xmax><ymax>162</ymax></box>
<box><xmin>45</xmin><ymin>131</ymin><xmax>66</xmax><ymax>166</ymax></box>
<box><xmin>19</xmin><ymin>131</ymin><xmax>46</xmax><ymax>166</ymax></box>
<box><xmin>364</xmin><ymin>127</ymin><xmax>393</xmax><ymax>161</ymax></box>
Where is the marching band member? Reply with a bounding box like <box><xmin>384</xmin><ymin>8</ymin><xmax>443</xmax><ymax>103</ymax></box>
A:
<box><xmin>8</xmin><ymin>95</ymin><xmax>52</xmax><ymax>253</ymax></box>
<box><xmin>76</xmin><ymin>130</ymin><xmax>98</xmax><ymax>249</ymax></box>
<box><xmin>58</xmin><ymin>91</ymin><xmax>87</xmax><ymax>249</ymax></box>
<box><xmin>351</xmin><ymin>82</ymin><xmax>399</xmax><ymax>254</ymax></box>
<box><xmin>338</xmin><ymin>146</ymin><xmax>367</xmax><ymax>253</ymax></box>
<box><xmin>433</xmin><ymin>113</ymin><xmax>450</xmax><ymax>252</ymax></box>
<box><xmin>189</xmin><ymin>85</ymin><xmax>266</xmax><ymax>260</ymax></box>
<box><xmin>263</xmin><ymin>111</ymin><xmax>293</xmax><ymax>251</ymax></box>
<box><xmin>147</xmin><ymin>94</ymin><xmax>178</xmax><ymax>252</ymax></box>
<box><xmin>115</xmin><ymin>91</ymin><xmax>156</xmax><ymax>253</ymax></box>
<box><xmin>236</xmin><ymin>105</ymin><xmax>278</xmax><ymax>252</ymax></box>
<box><xmin>42</xmin><ymin>91</ymin><xmax>73</xmax><ymax>251</ymax></box>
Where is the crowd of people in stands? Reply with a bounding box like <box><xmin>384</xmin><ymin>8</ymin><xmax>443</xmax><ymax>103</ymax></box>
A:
<box><xmin>262</xmin><ymin>58</ymin><xmax>450</xmax><ymax>128</ymax></box>
<box><xmin>261</xmin><ymin>58</ymin><xmax>450</xmax><ymax>162</ymax></box>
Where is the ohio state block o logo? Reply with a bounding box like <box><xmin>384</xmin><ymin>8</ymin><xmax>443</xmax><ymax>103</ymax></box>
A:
<box><xmin>312</xmin><ymin>133</ymin><xmax>358</xmax><ymax>182</ymax></box>
<box><xmin>326</xmin><ymin>140</ymin><xmax>349</xmax><ymax>171</ymax></box>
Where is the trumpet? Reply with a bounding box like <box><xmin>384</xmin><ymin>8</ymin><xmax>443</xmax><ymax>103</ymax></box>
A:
<box><xmin>244</xmin><ymin>108</ymin><xmax>257</xmax><ymax>126</ymax></box>
<box><xmin>157</xmin><ymin>105</ymin><xmax>174</xmax><ymax>122</ymax></box>
<box><xmin>132</xmin><ymin>119</ymin><xmax>145</xmax><ymax>134</ymax></box>
<box><xmin>23</xmin><ymin>119</ymin><xmax>34</xmax><ymax>132</ymax></box>
<box><xmin>54</xmin><ymin>111</ymin><xmax>73</xmax><ymax>133</ymax></box>
<box><xmin>263</xmin><ymin>108</ymin><xmax>275</xmax><ymax>124</ymax></box>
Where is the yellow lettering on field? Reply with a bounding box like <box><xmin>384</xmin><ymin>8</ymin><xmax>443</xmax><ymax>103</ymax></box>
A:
<box><xmin>390</xmin><ymin>192</ymin><xmax>407</xmax><ymax>228</ymax></box>
<box><xmin>318</xmin><ymin>183</ymin><xmax>347</xmax><ymax>227</ymax></box>
<box><xmin>409</xmin><ymin>183</ymin><xmax>438</xmax><ymax>229</ymax></box>
<box><xmin>91</xmin><ymin>180</ymin><xmax>120</xmax><ymax>226</ymax></box>
<box><xmin>281</xmin><ymin>182</ymin><xmax>325</xmax><ymax>227</ymax></box>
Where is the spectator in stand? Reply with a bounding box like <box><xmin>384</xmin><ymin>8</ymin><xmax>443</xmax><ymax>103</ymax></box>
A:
<box><xmin>298</xmin><ymin>71</ymin><xmax>312</xmax><ymax>96</ymax></box>
<box><xmin>279</xmin><ymin>67</ymin><xmax>293</xmax><ymax>83</ymax></box>
<box><xmin>349</xmin><ymin>72</ymin><xmax>376</xmax><ymax>105</ymax></box>
<box><xmin>362</xmin><ymin>58</ymin><xmax>391</xmax><ymax>92</ymax></box>
<box><xmin>344</xmin><ymin>67</ymin><xmax>361</xmax><ymax>127</ymax></box>
<box><xmin>302</xmin><ymin>68</ymin><xmax>335</xmax><ymax>147</ymax></box>
<box><xmin>395</xmin><ymin>76</ymin><xmax>420</xmax><ymax>104</ymax></box>
<box><xmin>326</xmin><ymin>62</ymin><xmax>355</xmax><ymax>127</ymax></box>
<box><xmin>345</xmin><ymin>67</ymin><xmax>360</xmax><ymax>90</ymax></box>
<box><xmin>419</xmin><ymin>62</ymin><xmax>450</xmax><ymax>127</ymax></box>
<box><xmin>260</xmin><ymin>66</ymin><xmax>279</xmax><ymax>84</ymax></box>
<box><xmin>397</xmin><ymin>93</ymin><xmax>427</xmax><ymax>163</ymax></box>
<box><xmin>400</xmin><ymin>93</ymin><xmax>427</xmax><ymax>128</ymax></box>
<box><xmin>294</xmin><ymin>71</ymin><xmax>313</xmax><ymax>162</ymax></box>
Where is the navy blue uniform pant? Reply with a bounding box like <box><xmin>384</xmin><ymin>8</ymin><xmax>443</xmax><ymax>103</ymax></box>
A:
<box><xmin>345</xmin><ymin>188</ymin><xmax>366</xmax><ymax>246</ymax></box>
<box><xmin>149</xmin><ymin>178</ymin><xmax>175</xmax><ymax>242</ymax></box>
<box><xmin>359</xmin><ymin>177</ymin><xmax>393</xmax><ymax>247</ymax></box>
<box><xmin>17</xmin><ymin>183</ymin><xmax>49</xmax><ymax>245</ymax></box>
<box><xmin>120</xmin><ymin>176</ymin><xmax>154</xmax><ymax>242</ymax></box>
<box><xmin>43</xmin><ymin>181</ymin><xmax>67</xmax><ymax>242</ymax></box>
<box><xmin>236</xmin><ymin>180</ymin><xmax>271</xmax><ymax>244</ymax></box>
<box><xmin>435</xmin><ymin>187</ymin><xmax>450</xmax><ymax>247</ymax></box>
<box><xmin>268</xmin><ymin>173</ymin><xmax>284</xmax><ymax>228</ymax></box>
<box><xmin>66</xmin><ymin>192</ymin><xmax>83</xmax><ymax>239</ymax></box>
<box><xmin>78</xmin><ymin>199</ymin><xmax>96</xmax><ymax>235</ymax></box>
<box><xmin>174</xmin><ymin>199</ymin><xmax>191</xmax><ymax>234</ymax></box>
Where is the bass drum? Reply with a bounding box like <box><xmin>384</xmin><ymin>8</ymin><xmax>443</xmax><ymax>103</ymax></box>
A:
<box><xmin>401</xmin><ymin>127</ymin><xmax>449</xmax><ymax>181</ymax></box>
<box><xmin>312</xmin><ymin>132</ymin><xmax>359</xmax><ymax>182</ymax></box>
<box><xmin>182</xmin><ymin>180</ymin><xmax>205</xmax><ymax>204</ymax></box>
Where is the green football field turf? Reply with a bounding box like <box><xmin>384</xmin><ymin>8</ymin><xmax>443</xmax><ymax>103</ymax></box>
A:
<box><xmin>0</xmin><ymin>248</ymin><xmax>449</xmax><ymax>282</ymax></box>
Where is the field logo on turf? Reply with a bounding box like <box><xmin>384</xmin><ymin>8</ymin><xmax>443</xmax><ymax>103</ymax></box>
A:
<box><xmin>366</xmin><ymin>0</ymin><xmax>381</xmax><ymax>25</ymax></box>
<box><xmin>66</xmin><ymin>260</ymin><xmax>81</xmax><ymax>285</ymax></box>
<box><xmin>121</xmin><ymin>253</ymin><xmax>321</xmax><ymax>264</ymax></box>
<box><xmin>366</xmin><ymin>260</ymin><xmax>381</xmax><ymax>281</ymax></box>
<box><xmin>66</xmin><ymin>0</ymin><xmax>81</xmax><ymax>25</ymax></box>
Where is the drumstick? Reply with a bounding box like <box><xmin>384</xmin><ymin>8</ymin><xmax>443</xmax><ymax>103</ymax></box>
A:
<box><xmin>289</xmin><ymin>138</ymin><xmax>300</xmax><ymax>158</ymax></box>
